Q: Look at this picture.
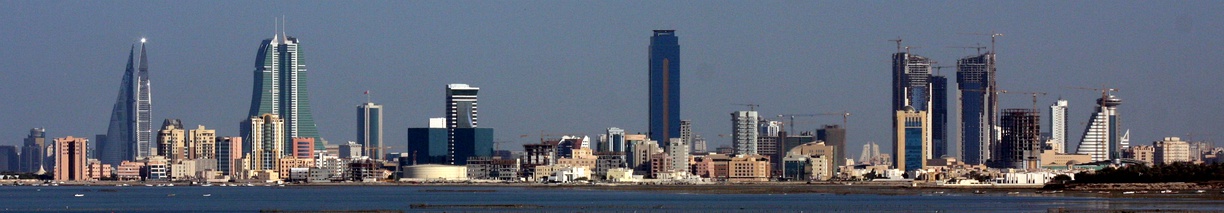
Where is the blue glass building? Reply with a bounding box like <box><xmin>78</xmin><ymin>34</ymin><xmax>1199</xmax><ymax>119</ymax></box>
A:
<box><xmin>931</xmin><ymin>76</ymin><xmax>948</xmax><ymax>158</ymax></box>
<box><xmin>407</xmin><ymin>128</ymin><xmax>448</xmax><ymax>165</ymax></box>
<box><xmin>452</xmin><ymin>128</ymin><xmax>494</xmax><ymax>165</ymax></box>
<box><xmin>957</xmin><ymin>53</ymin><xmax>996</xmax><ymax>165</ymax></box>
<box><xmin>649</xmin><ymin>30</ymin><xmax>680</xmax><ymax>145</ymax></box>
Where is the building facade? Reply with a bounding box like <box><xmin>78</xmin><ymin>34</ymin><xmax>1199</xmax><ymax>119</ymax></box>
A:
<box><xmin>244</xmin><ymin>33</ymin><xmax>322</xmax><ymax>151</ymax></box>
<box><xmin>217</xmin><ymin>137</ymin><xmax>242</xmax><ymax>176</ymax></box>
<box><xmin>102</xmin><ymin>40</ymin><xmax>153</xmax><ymax>165</ymax></box>
<box><xmin>20</xmin><ymin>128</ymin><xmax>46</xmax><ymax>173</ymax></box>
<box><xmin>999</xmin><ymin>109</ymin><xmax>1040</xmax><ymax>169</ymax></box>
<box><xmin>1050</xmin><ymin>99</ymin><xmax>1069</xmax><ymax>153</ymax></box>
<box><xmin>731</xmin><ymin>111</ymin><xmax>759</xmax><ymax>155</ymax></box>
<box><xmin>816</xmin><ymin>125</ymin><xmax>847</xmax><ymax>169</ymax></box>
<box><xmin>894</xmin><ymin>108</ymin><xmax>929</xmax><ymax>171</ymax></box>
<box><xmin>156</xmin><ymin>119</ymin><xmax>186</xmax><ymax>162</ymax></box>
<box><xmin>957</xmin><ymin>53</ymin><xmax>997</xmax><ymax>165</ymax></box>
<box><xmin>247</xmin><ymin>114</ymin><xmax>285</xmax><ymax>171</ymax></box>
<box><xmin>1075</xmin><ymin>95</ymin><xmax>1122</xmax><ymax>162</ymax></box>
<box><xmin>188</xmin><ymin>125</ymin><xmax>216</xmax><ymax>159</ymax></box>
<box><xmin>1154</xmin><ymin>137</ymin><xmax>1191</xmax><ymax>164</ymax></box>
<box><xmin>649</xmin><ymin>30</ymin><xmax>681</xmax><ymax>145</ymax></box>
<box><xmin>357</xmin><ymin>102</ymin><xmax>383</xmax><ymax>160</ymax></box>
<box><xmin>54</xmin><ymin>136</ymin><xmax>87</xmax><ymax>181</ymax></box>
<box><xmin>445</xmin><ymin>84</ymin><xmax>479</xmax><ymax>164</ymax></box>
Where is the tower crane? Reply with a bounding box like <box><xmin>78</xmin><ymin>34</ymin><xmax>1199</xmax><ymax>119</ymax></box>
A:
<box><xmin>948</xmin><ymin>43</ymin><xmax>988</xmax><ymax>55</ymax></box>
<box><xmin>731</xmin><ymin>103</ymin><xmax>760</xmax><ymax>111</ymax></box>
<box><xmin>777</xmin><ymin>112</ymin><xmax>851</xmax><ymax>134</ymax></box>
<box><xmin>1068</xmin><ymin>86</ymin><xmax>1119</xmax><ymax>101</ymax></box>
<box><xmin>960</xmin><ymin>32</ymin><xmax>1004</xmax><ymax>53</ymax></box>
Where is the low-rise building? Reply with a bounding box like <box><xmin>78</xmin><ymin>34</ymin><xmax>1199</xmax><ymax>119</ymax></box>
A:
<box><xmin>277</xmin><ymin>157</ymin><xmax>315</xmax><ymax>180</ymax></box>
<box><xmin>85</xmin><ymin>159</ymin><xmax>113</xmax><ymax>181</ymax></box>
<box><xmin>116</xmin><ymin>161</ymin><xmax>145</xmax><ymax>181</ymax></box>
<box><xmin>728</xmin><ymin>154</ymin><xmax>771</xmax><ymax>182</ymax></box>
<box><xmin>1154</xmin><ymin>137</ymin><xmax>1191</xmax><ymax>164</ymax></box>
<box><xmin>783</xmin><ymin>154</ymin><xmax>830</xmax><ymax>181</ymax></box>
<box><xmin>401</xmin><ymin>164</ymin><xmax>467</xmax><ymax>181</ymax></box>
<box><xmin>466</xmin><ymin>156</ymin><xmax>520</xmax><ymax>181</ymax></box>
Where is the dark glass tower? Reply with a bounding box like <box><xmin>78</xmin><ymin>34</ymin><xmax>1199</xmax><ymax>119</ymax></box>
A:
<box><xmin>931</xmin><ymin>75</ymin><xmax>948</xmax><ymax>158</ymax></box>
<box><xmin>649</xmin><ymin>30</ymin><xmax>680</xmax><ymax>145</ymax></box>
<box><xmin>957</xmin><ymin>53</ymin><xmax>996</xmax><ymax>165</ymax></box>
<box><xmin>243</xmin><ymin>34</ymin><xmax>322</xmax><ymax>150</ymax></box>
<box><xmin>102</xmin><ymin>39</ymin><xmax>152</xmax><ymax>166</ymax></box>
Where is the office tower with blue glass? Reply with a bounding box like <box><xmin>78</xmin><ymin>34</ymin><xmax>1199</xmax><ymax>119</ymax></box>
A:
<box><xmin>446</xmin><ymin>84</ymin><xmax>488</xmax><ymax>164</ymax></box>
<box><xmin>243</xmin><ymin>32</ymin><xmax>322</xmax><ymax>150</ymax></box>
<box><xmin>892</xmin><ymin>49</ymin><xmax>946</xmax><ymax>162</ymax></box>
<box><xmin>957</xmin><ymin>52</ymin><xmax>997</xmax><ymax>165</ymax></box>
<box><xmin>894</xmin><ymin>107</ymin><xmax>930</xmax><ymax>172</ymax></box>
<box><xmin>102</xmin><ymin>39</ymin><xmax>153</xmax><ymax>166</ymax></box>
<box><xmin>358</xmin><ymin>102</ymin><xmax>383</xmax><ymax>159</ymax></box>
<box><xmin>607</xmin><ymin>127</ymin><xmax>626</xmax><ymax>153</ymax></box>
<box><xmin>649</xmin><ymin>30</ymin><xmax>680</xmax><ymax>146</ymax></box>
<box><xmin>931</xmin><ymin>75</ymin><xmax>948</xmax><ymax>158</ymax></box>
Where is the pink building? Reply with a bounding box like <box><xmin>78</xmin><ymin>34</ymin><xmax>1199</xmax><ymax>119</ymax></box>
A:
<box><xmin>292</xmin><ymin>137</ymin><xmax>315</xmax><ymax>159</ymax></box>
<box><xmin>116</xmin><ymin>161</ymin><xmax>146</xmax><ymax>181</ymax></box>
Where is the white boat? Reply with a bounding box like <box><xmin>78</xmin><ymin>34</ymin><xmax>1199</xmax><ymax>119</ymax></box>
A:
<box><xmin>166</xmin><ymin>184</ymin><xmax>174</xmax><ymax>187</ymax></box>
<box><xmin>1195</xmin><ymin>190</ymin><xmax>1205</xmax><ymax>193</ymax></box>
<box><xmin>74</xmin><ymin>194</ymin><xmax>84</xmax><ymax>197</ymax></box>
<box><xmin>1160</xmin><ymin>190</ymin><xmax>1175</xmax><ymax>194</ymax></box>
<box><xmin>1122</xmin><ymin>191</ymin><xmax>1135</xmax><ymax>194</ymax></box>
<box><xmin>203</xmin><ymin>194</ymin><xmax>211</xmax><ymax>197</ymax></box>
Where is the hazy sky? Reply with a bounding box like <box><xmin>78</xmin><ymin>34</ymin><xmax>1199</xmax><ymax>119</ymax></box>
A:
<box><xmin>3</xmin><ymin>1</ymin><xmax>1222</xmax><ymax>159</ymax></box>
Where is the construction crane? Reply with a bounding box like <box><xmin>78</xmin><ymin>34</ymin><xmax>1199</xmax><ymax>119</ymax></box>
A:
<box><xmin>1000</xmin><ymin>90</ymin><xmax>1048</xmax><ymax>113</ymax></box>
<box><xmin>960</xmin><ymin>32</ymin><xmax>1004</xmax><ymax>53</ymax></box>
<box><xmin>777</xmin><ymin>112</ymin><xmax>851</xmax><ymax>134</ymax></box>
<box><xmin>889</xmin><ymin>37</ymin><xmax>903</xmax><ymax>52</ymax></box>
<box><xmin>1068</xmin><ymin>86</ymin><xmax>1119</xmax><ymax>101</ymax></box>
<box><xmin>948</xmin><ymin>43</ymin><xmax>988</xmax><ymax>55</ymax></box>
<box><xmin>731</xmin><ymin>103</ymin><xmax>760</xmax><ymax>111</ymax></box>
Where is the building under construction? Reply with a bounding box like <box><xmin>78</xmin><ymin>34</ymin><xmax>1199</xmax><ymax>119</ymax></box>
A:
<box><xmin>999</xmin><ymin>109</ymin><xmax>1040</xmax><ymax>169</ymax></box>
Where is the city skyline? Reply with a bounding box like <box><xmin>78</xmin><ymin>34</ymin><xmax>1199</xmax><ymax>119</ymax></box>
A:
<box><xmin>3</xmin><ymin>2</ymin><xmax>1224</xmax><ymax>157</ymax></box>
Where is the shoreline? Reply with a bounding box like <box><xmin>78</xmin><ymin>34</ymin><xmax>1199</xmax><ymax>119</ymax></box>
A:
<box><xmin>10</xmin><ymin>180</ymin><xmax>1223</xmax><ymax>200</ymax></box>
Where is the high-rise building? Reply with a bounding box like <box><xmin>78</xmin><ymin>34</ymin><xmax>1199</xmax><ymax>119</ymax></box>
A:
<box><xmin>102</xmin><ymin>39</ymin><xmax>153</xmax><ymax>165</ymax></box>
<box><xmin>188</xmin><ymin>125</ymin><xmax>216</xmax><ymax>159</ymax></box>
<box><xmin>731</xmin><ymin>111</ymin><xmax>760</xmax><ymax>155</ymax></box>
<box><xmin>0</xmin><ymin>146</ymin><xmax>17</xmax><ymax>172</ymax></box>
<box><xmin>453</xmin><ymin>128</ymin><xmax>494</xmax><ymax>165</ymax></box>
<box><xmin>1153</xmin><ymin>137</ymin><xmax>1190</xmax><ymax>164</ymax></box>
<box><xmin>606</xmin><ymin>127</ymin><xmax>626</xmax><ymax>153</ymax></box>
<box><xmin>679</xmin><ymin>120</ymin><xmax>692</xmax><ymax>152</ymax></box>
<box><xmin>759</xmin><ymin>120</ymin><xmax>782</xmax><ymax>137</ymax></box>
<box><xmin>244</xmin><ymin>32</ymin><xmax>322</xmax><ymax>151</ymax></box>
<box><xmin>20</xmin><ymin>128</ymin><xmax>46</xmax><ymax>173</ymax></box>
<box><xmin>956</xmin><ymin>52</ymin><xmax>997</xmax><ymax>165</ymax></box>
<box><xmin>156</xmin><ymin>119</ymin><xmax>186</xmax><ymax>162</ymax></box>
<box><xmin>216</xmin><ymin>137</ymin><xmax>242</xmax><ymax>176</ymax></box>
<box><xmin>247</xmin><ymin>114</ymin><xmax>285</xmax><ymax>171</ymax></box>
<box><xmin>357</xmin><ymin>102</ymin><xmax>383</xmax><ymax>159</ymax></box>
<box><xmin>649</xmin><ymin>30</ymin><xmax>680</xmax><ymax>145</ymax></box>
<box><xmin>446</xmin><ymin>84</ymin><xmax>479</xmax><ymax>164</ymax></box>
<box><xmin>668</xmin><ymin>138</ymin><xmax>689</xmax><ymax>174</ymax></box>
<box><xmin>54</xmin><ymin>136</ymin><xmax>87</xmax><ymax>181</ymax></box>
<box><xmin>999</xmin><ymin>109</ymin><xmax>1040</xmax><ymax>169</ymax></box>
<box><xmin>894</xmin><ymin>107</ymin><xmax>929</xmax><ymax>171</ymax></box>
<box><xmin>1049</xmin><ymin>99</ymin><xmax>1069</xmax><ymax>153</ymax></box>
<box><xmin>859</xmin><ymin>141</ymin><xmax>882</xmax><ymax>165</ymax></box>
<box><xmin>1075</xmin><ymin>95</ymin><xmax>1122</xmax><ymax>161</ymax></box>
<box><xmin>817</xmin><ymin>125</ymin><xmax>847</xmax><ymax>168</ymax></box>
<box><xmin>692</xmin><ymin>135</ymin><xmax>707</xmax><ymax>154</ymax></box>
<box><xmin>931</xmin><ymin>75</ymin><xmax>948</xmax><ymax>158</ymax></box>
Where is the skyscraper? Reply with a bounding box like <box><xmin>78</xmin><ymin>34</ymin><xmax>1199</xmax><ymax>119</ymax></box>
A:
<box><xmin>1049</xmin><ymin>99</ymin><xmax>1069</xmax><ymax>153</ymax></box>
<box><xmin>244</xmin><ymin>32</ymin><xmax>322</xmax><ymax>151</ymax></box>
<box><xmin>217</xmin><ymin>137</ymin><xmax>242</xmax><ymax>176</ymax></box>
<box><xmin>999</xmin><ymin>109</ymin><xmax>1040</xmax><ymax>169</ymax></box>
<box><xmin>156</xmin><ymin>119</ymin><xmax>186</xmax><ymax>162</ymax></box>
<box><xmin>247</xmin><ymin>114</ymin><xmax>285</xmax><ymax>171</ymax></box>
<box><xmin>607</xmin><ymin>127</ymin><xmax>626</xmax><ymax>153</ymax></box>
<box><xmin>1075</xmin><ymin>95</ymin><xmax>1122</xmax><ymax>161</ymax></box>
<box><xmin>102</xmin><ymin>39</ymin><xmax>153</xmax><ymax>165</ymax></box>
<box><xmin>357</xmin><ymin>102</ymin><xmax>383</xmax><ymax>159</ymax></box>
<box><xmin>931</xmin><ymin>75</ymin><xmax>948</xmax><ymax>158</ymax></box>
<box><xmin>678</xmin><ymin>120</ymin><xmax>692</xmax><ymax>153</ymax></box>
<box><xmin>731</xmin><ymin>111</ymin><xmax>759</xmax><ymax>155</ymax></box>
<box><xmin>54</xmin><ymin>136</ymin><xmax>87</xmax><ymax>181</ymax></box>
<box><xmin>894</xmin><ymin>107</ymin><xmax>930</xmax><ymax>171</ymax></box>
<box><xmin>817</xmin><ymin>125</ymin><xmax>846</xmax><ymax>169</ymax></box>
<box><xmin>20</xmin><ymin>128</ymin><xmax>46</xmax><ymax>173</ymax></box>
<box><xmin>446</xmin><ymin>84</ymin><xmax>479</xmax><ymax>164</ymax></box>
<box><xmin>649</xmin><ymin>30</ymin><xmax>680</xmax><ymax>145</ymax></box>
<box><xmin>188</xmin><ymin>125</ymin><xmax>216</xmax><ymax>159</ymax></box>
<box><xmin>956</xmin><ymin>52</ymin><xmax>997</xmax><ymax>165</ymax></box>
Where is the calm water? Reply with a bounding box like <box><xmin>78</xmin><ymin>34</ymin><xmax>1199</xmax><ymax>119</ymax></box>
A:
<box><xmin>1</xmin><ymin>185</ymin><xmax>1221</xmax><ymax>212</ymax></box>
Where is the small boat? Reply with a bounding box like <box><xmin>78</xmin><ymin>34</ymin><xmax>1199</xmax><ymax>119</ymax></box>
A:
<box><xmin>166</xmin><ymin>184</ymin><xmax>174</xmax><ymax>187</ymax></box>
<box><xmin>167</xmin><ymin>194</ymin><xmax>176</xmax><ymax>197</ymax></box>
<box><xmin>74</xmin><ymin>194</ymin><xmax>84</xmax><ymax>197</ymax></box>
<box><xmin>1122</xmin><ymin>191</ymin><xmax>1135</xmax><ymax>194</ymax></box>
<box><xmin>1097</xmin><ymin>191</ymin><xmax>1111</xmax><ymax>194</ymax></box>
<box><xmin>973</xmin><ymin>190</ymin><xmax>985</xmax><ymax>194</ymax></box>
<box><xmin>1160</xmin><ymin>190</ymin><xmax>1174</xmax><ymax>194</ymax></box>
<box><xmin>1007</xmin><ymin>192</ymin><xmax>1020</xmax><ymax>195</ymax></box>
<box><xmin>1195</xmin><ymin>190</ymin><xmax>1205</xmax><ymax>194</ymax></box>
<box><xmin>203</xmin><ymin>194</ymin><xmax>211</xmax><ymax>197</ymax></box>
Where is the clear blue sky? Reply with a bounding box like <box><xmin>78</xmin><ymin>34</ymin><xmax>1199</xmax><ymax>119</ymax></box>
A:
<box><xmin>3</xmin><ymin>1</ymin><xmax>1222</xmax><ymax>159</ymax></box>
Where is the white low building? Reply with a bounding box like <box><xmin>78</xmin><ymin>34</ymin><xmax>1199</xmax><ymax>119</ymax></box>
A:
<box><xmin>401</xmin><ymin>164</ymin><xmax>467</xmax><ymax>181</ymax></box>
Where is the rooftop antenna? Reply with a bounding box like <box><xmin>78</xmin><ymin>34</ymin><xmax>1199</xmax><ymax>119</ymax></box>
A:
<box><xmin>364</xmin><ymin>90</ymin><xmax>371</xmax><ymax>103</ymax></box>
<box><xmin>282</xmin><ymin>15</ymin><xmax>287</xmax><ymax>38</ymax></box>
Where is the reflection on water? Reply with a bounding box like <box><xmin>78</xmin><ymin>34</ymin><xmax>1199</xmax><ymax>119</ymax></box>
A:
<box><xmin>0</xmin><ymin>186</ymin><xmax>1220</xmax><ymax>212</ymax></box>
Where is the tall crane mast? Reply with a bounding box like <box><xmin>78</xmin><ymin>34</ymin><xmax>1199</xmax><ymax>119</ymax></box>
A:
<box><xmin>731</xmin><ymin>103</ymin><xmax>760</xmax><ymax>111</ymax></box>
<box><xmin>777</xmin><ymin>112</ymin><xmax>851</xmax><ymax>134</ymax></box>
